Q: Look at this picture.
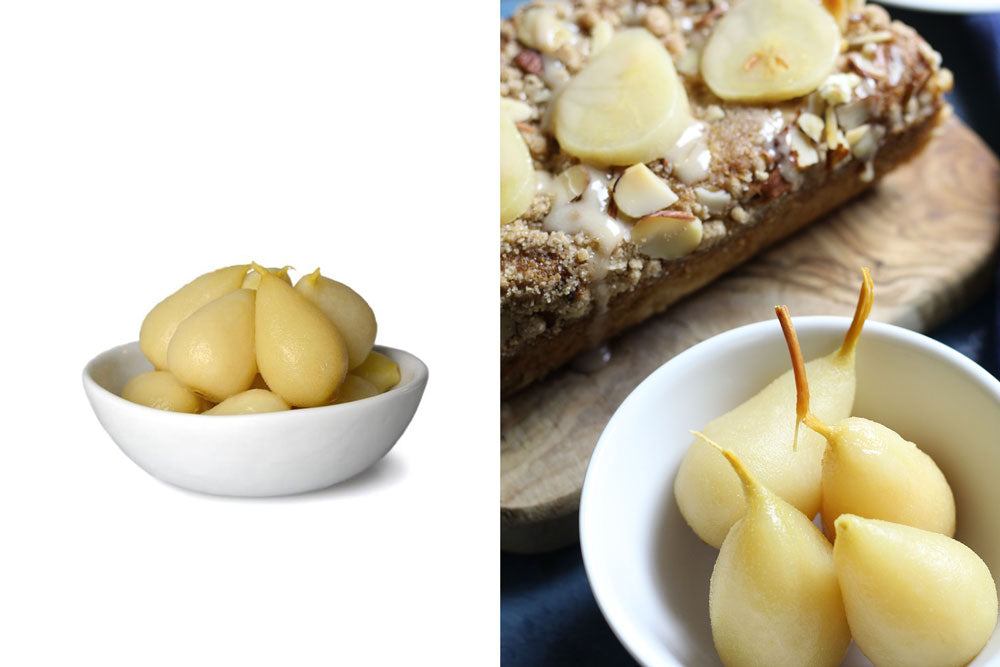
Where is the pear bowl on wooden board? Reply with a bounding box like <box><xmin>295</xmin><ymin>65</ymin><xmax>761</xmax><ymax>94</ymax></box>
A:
<box><xmin>580</xmin><ymin>317</ymin><xmax>1000</xmax><ymax>666</ymax></box>
<box><xmin>83</xmin><ymin>342</ymin><xmax>428</xmax><ymax>497</ymax></box>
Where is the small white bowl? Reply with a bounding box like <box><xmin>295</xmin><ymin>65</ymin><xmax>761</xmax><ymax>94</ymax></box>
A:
<box><xmin>83</xmin><ymin>342</ymin><xmax>428</xmax><ymax>497</ymax></box>
<box><xmin>580</xmin><ymin>317</ymin><xmax>1000</xmax><ymax>667</ymax></box>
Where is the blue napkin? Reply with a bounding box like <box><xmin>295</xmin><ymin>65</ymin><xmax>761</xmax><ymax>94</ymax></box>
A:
<box><xmin>501</xmin><ymin>7</ymin><xmax>1000</xmax><ymax>665</ymax></box>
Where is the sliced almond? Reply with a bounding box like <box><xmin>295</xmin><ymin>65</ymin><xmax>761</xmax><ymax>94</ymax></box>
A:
<box><xmin>818</xmin><ymin>72</ymin><xmax>861</xmax><ymax>105</ymax></box>
<box><xmin>848</xmin><ymin>30</ymin><xmax>893</xmax><ymax>47</ymax></box>
<box><xmin>500</xmin><ymin>97</ymin><xmax>535</xmax><ymax>123</ymax></box>
<box><xmin>789</xmin><ymin>128</ymin><xmax>820</xmax><ymax>168</ymax></box>
<box><xmin>824</xmin><ymin>106</ymin><xmax>840</xmax><ymax>150</ymax></box>
<box><xmin>517</xmin><ymin>6</ymin><xmax>573</xmax><ymax>54</ymax></box>
<box><xmin>613</xmin><ymin>163</ymin><xmax>679</xmax><ymax>218</ymax></box>
<box><xmin>835</xmin><ymin>98</ymin><xmax>871</xmax><ymax>130</ymax></box>
<box><xmin>556</xmin><ymin>164</ymin><xmax>591</xmax><ymax>201</ymax></box>
<box><xmin>694</xmin><ymin>187</ymin><xmax>731</xmax><ymax>215</ymax></box>
<box><xmin>797</xmin><ymin>112</ymin><xmax>825</xmax><ymax>143</ymax></box>
<box><xmin>846</xmin><ymin>124</ymin><xmax>875</xmax><ymax>160</ymax></box>
<box><xmin>846</xmin><ymin>52</ymin><xmax>887</xmax><ymax>80</ymax></box>
<box><xmin>705</xmin><ymin>105</ymin><xmax>725</xmax><ymax>122</ymax></box>
<box><xmin>632</xmin><ymin>211</ymin><xmax>703</xmax><ymax>260</ymax></box>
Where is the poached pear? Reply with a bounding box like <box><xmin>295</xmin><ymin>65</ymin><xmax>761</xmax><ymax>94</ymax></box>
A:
<box><xmin>352</xmin><ymin>351</ymin><xmax>400</xmax><ymax>393</ymax></box>
<box><xmin>329</xmin><ymin>375</ymin><xmax>379</xmax><ymax>404</ymax></box>
<box><xmin>674</xmin><ymin>269</ymin><xmax>874</xmax><ymax>548</ymax></box>
<box><xmin>295</xmin><ymin>268</ymin><xmax>377</xmax><ymax>369</ymax></box>
<box><xmin>253</xmin><ymin>263</ymin><xmax>349</xmax><ymax>407</ymax></box>
<box><xmin>139</xmin><ymin>264</ymin><xmax>250</xmax><ymax>370</ymax></box>
<box><xmin>778</xmin><ymin>305</ymin><xmax>957</xmax><ymax>539</ymax></box>
<box><xmin>166</xmin><ymin>288</ymin><xmax>258</xmax><ymax>403</ymax></box>
<box><xmin>204</xmin><ymin>388</ymin><xmax>290</xmax><ymax>415</ymax></box>
<box><xmin>834</xmin><ymin>515</ymin><xmax>997</xmax><ymax>667</ymax></box>
<box><xmin>700</xmin><ymin>434</ymin><xmax>851</xmax><ymax>667</ymax></box>
<box><xmin>121</xmin><ymin>370</ymin><xmax>208</xmax><ymax>413</ymax></box>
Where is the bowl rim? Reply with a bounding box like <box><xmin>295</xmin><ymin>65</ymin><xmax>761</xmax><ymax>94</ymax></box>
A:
<box><xmin>579</xmin><ymin>315</ymin><xmax>1000</xmax><ymax>667</ymax></box>
<box><xmin>82</xmin><ymin>342</ymin><xmax>429</xmax><ymax>420</ymax></box>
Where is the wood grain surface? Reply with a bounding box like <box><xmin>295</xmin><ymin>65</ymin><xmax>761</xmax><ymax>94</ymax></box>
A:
<box><xmin>501</xmin><ymin>117</ymin><xmax>1000</xmax><ymax>553</ymax></box>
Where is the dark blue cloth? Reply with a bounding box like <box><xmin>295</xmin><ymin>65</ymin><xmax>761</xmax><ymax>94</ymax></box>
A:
<box><xmin>501</xmin><ymin>5</ymin><xmax>1000</xmax><ymax>665</ymax></box>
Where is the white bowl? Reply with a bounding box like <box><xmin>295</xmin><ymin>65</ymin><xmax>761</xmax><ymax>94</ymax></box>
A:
<box><xmin>83</xmin><ymin>342</ymin><xmax>428</xmax><ymax>497</ymax></box>
<box><xmin>580</xmin><ymin>317</ymin><xmax>1000</xmax><ymax>666</ymax></box>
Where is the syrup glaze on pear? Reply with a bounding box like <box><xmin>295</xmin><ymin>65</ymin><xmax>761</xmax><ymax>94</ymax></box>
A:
<box><xmin>674</xmin><ymin>269</ymin><xmax>874</xmax><ymax>548</ymax></box>
<box><xmin>779</xmin><ymin>305</ymin><xmax>956</xmax><ymax>539</ymax></box>
<box><xmin>833</xmin><ymin>515</ymin><xmax>997</xmax><ymax>667</ymax></box>
<box><xmin>699</xmin><ymin>434</ymin><xmax>851</xmax><ymax>667</ymax></box>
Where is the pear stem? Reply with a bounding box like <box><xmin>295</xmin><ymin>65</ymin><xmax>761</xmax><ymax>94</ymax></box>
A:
<box><xmin>838</xmin><ymin>267</ymin><xmax>874</xmax><ymax>360</ymax></box>
<box><xmin>776</xmin><ymin>305</ymin><xmax>808</xmax><ymax>452</ymax></box>
<box><xmin>691</xmin><ymin>431</ymin><xmax>759</xmax><ymax>501</ymax></box>
<box><xmin>249</xmin><ymin>262</ymin><xmax>270</xmax><ymax>280</ymax></box>
<box><xmin>304</xmin><ymin>267</ymin><xmax>322</xmax><ymax>286</ymax></box>
<box><xmin>803</xmin><ymin>412</ymin><xmax>833</xmax><ymax>440</ymax></box>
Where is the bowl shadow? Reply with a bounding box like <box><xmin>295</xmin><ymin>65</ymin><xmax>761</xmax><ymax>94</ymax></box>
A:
<box><xmin>157</xmin><ymin>453</ymin><xmax>408</xmax><ymax>503</ymax></box>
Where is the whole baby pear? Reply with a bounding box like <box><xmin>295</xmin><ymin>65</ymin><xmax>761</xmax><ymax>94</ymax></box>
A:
<box><xmin>777</xmin><ymin>303</ymin><xmax>956</xmax><ymax>539</ymax></box>
<box><xmin>166</xmin><ymin>288</ymin><xmax>258</xmax><ymax>403</ymax></box>
<box><xmin>253</xmin><ymin>264</ymin><xmax>349</xmax><ymax>407</ymax></box>
<box><xmin>204</xmin><ymin>389</ymin><xmax>290</xmax><ymax>415</ymax></box>
<box><xmin>702</xmin><ymin>434</ymin><xmax>851</xmax><ymax>667</ymax></box>
<box><xmin>834</xmin><ymin>515</ymin><xmax>997</xmax><ymax>667</ymax></box>
<box><xmin>139</xmin><ymin>264</ymin><xmax>250</xmax><ymax>370</ymax></box>
<box><xmin>353</xmin><ymin>351</ymin><xmax>401</xmax><ymax>393</ymax></box>
<box><xmin>121</xmin><ymin>370</ymin><xmax>209</xmax><ymax>413</ymax></box>
<box><xmin>295</xmin><ymin>268</ymin><xmax>377</xmax><ymax>370</ymax></box>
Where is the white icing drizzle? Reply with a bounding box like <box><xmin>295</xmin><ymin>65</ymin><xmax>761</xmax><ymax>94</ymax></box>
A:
<box><xmin>665</xmin><ymin>121</ymin><xmax>712</xmax><ymax>184</ymax></box>
<box><xmin>541</xmin><ymin>167</ymin><xmax>629</xmax><ymax>281</ymax></box>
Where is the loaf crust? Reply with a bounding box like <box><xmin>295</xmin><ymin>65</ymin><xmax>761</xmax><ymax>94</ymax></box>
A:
<box><xmin>500</xmin><ymin>1</ymin><xmax>951</xmax><ymax>396</ymax></box>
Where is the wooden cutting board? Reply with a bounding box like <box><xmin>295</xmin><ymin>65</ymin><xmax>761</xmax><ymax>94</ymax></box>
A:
<box><xmin>501</xmin><ymin>117</ymin><xmax>1000</xmax><ymax>553</ymax></box>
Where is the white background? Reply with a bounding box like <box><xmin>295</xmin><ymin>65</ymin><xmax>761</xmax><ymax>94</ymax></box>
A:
<box><xmin>0</xmin><ymin>1</ymin><xmax>498</xmax><ymax>664</ymax></box>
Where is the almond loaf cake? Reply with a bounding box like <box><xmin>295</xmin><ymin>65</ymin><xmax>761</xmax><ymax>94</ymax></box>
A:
<box><xmin>500</xmin><ymin>0</ymin><xmax>953</xmax><ymax>396</ymax></box>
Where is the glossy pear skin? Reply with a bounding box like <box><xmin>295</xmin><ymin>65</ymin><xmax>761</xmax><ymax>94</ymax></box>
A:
<box><xmin>833</xmin><ymin>515</ymin><xmax>998</xmax><ymax>667</ymax></box>
<box><xmin>674</xmin><ymin>354</ymin><xmax>854</xmax><ymax>547</ymax></box>
<box><xmin>204</xmin><ymin>389</ymin><xmax>290</xmax><ymax>415</ymax></box>
<box><xmin>709</xmin><ymin>443</ymin><xmax>851</xmax><ymax>667</ymax></box>
<box><xmin>353</xmin><ymin>351</ymin><xmax>400</xmax><ymax>393</ymax></box>
<box><xmin>819</xmin><ymin>417</ymin><xmax>955</xmax><ymax>540</ymax></box>
<box><xmin>121</xmin><ymin>370</ymin><xmax>207</xmax><ymax>413</ymax></box>
<box><xmin>254</xmin><ymin>267</ymin><xmax>349</xmax><ymax>407</ymax></box>
<box><xmin>139</xmin><ymin>264</ymin><xmax>249</xmax><ymax>369</ymax></box>
<box><xmin>295</xmin><ymin>269</ymin><xmax>377</xmax><ymax>370</ymax></box>
<box><xmin>330</xmin><ymin>375</ymin><xmax>379</xmax><ymax>404</ymax></box>
<box><xmin>166</xmin><ymin>289</ymin><xmax>258</xmax><ymax>403</ymax></box>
